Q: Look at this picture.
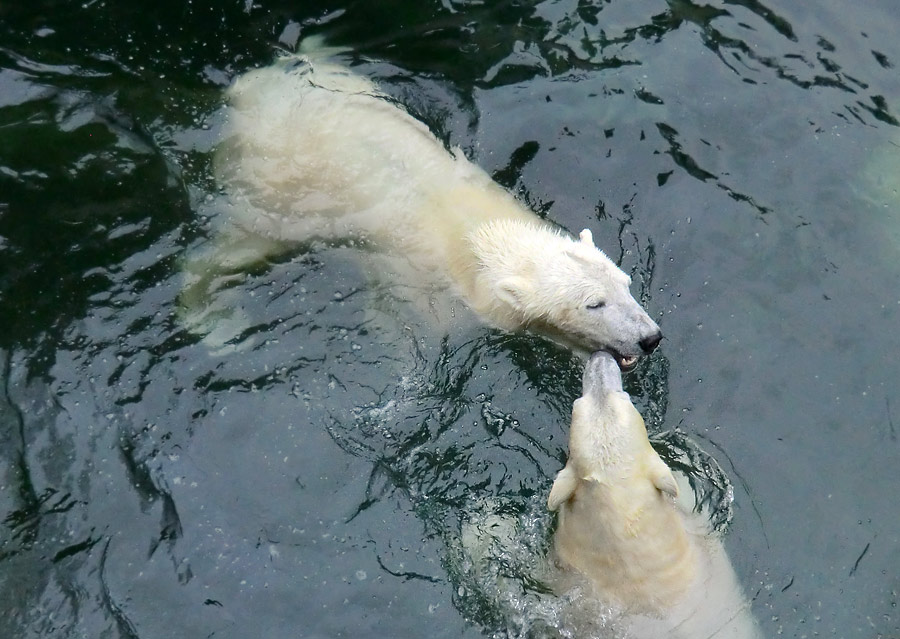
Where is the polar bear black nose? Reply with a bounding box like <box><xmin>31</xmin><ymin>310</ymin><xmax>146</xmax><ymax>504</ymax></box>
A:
<box><xmin>640</xmin><ymin>332</ymin><xmax>663</xmax><ymax>354</ymax></box>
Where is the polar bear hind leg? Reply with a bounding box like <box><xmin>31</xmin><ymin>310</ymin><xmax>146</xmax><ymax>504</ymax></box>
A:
<box><xmin>179</xmin><ymin>221</ymin><xmax>291</xmax><ymax>352</ymax></box>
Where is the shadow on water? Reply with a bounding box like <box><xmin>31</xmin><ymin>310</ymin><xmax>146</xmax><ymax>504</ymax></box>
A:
<box><xmin>2</xmin><ymin>0</ymin><xmax>900</xmax><ymax>637</ymax></box>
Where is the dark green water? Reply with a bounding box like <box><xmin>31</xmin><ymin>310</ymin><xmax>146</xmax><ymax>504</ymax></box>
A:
<box><xmin>2</xmin><ymin>1</ymin><xmax>899</xmax><ymax>637</ymax></box>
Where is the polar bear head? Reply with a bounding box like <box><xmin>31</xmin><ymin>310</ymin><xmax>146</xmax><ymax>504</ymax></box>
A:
<box><xmin>472</xmin><ymin>221</ymin><xmax>662</xmax><ymax>368</ymax></box>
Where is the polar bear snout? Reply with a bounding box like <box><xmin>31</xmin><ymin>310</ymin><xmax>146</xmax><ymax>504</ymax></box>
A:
<box><xmin>583</xmin><ymin>350</ymin><xmax>625</xmax><ymax>395</ymax></box>
<box><xmin>639</xmin><ymin>331</ymin><xmax>663</xmax><ymax>354</ymax></box>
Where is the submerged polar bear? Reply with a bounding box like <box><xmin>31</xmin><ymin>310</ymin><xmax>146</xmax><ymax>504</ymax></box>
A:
<box><xmin>548</xmin><ymin>351</ymin><xmax>761</xmax><ymax>638</ymax></box>
<box><xmin>181</xmin><ymin>48</ymin><xmax>661</xmax><ymax>365</ymax></box>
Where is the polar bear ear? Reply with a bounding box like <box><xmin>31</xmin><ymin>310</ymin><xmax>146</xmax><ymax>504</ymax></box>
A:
<box><xmin>548</xmin><ymin>465</ymin><xmax>578</xmax><ymax>511</ymax></box>
<box><xmin>496</xmin><ymin>276</ymin><xmax>532</xmax><ymax>309</ymax></box>
<box><xmin>579</xmin><ymin>228</ymin><xmax>595</xmax><ymax>247</ymax></box>
<box><xmin>565</xmin><ymin>249</ymin><xmax>596</xmax><ymax>270</ymax></box>
<box><xmin>648</xmin><ymin>454</ymin><xmax>679</xmax><ymax>499</ymax></box>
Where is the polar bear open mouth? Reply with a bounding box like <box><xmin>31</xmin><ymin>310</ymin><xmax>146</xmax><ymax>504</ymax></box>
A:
<box><xmin>612</xmin><ymin>352</ymin><xmax>638</xmax><ymax>371</ymax></box>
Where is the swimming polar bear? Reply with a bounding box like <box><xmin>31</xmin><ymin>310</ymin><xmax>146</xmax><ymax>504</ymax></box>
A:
<box><xmin>181</xmin><ymin>48</ymin><xmax>661</xmax><ymax>365</ymax></box>
<box><xmin>548</xmin><ymin>351</ymin><xmax>761</xmax><ymax>638</ymax></box>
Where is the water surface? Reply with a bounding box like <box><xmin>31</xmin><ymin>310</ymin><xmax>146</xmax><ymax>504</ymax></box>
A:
<box><xmin>2</xmin><ymin>1</ymin><xmax>899</xmax><ymax>637</ymax></box>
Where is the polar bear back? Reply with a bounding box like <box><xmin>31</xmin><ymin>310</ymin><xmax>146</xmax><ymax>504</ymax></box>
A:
<box><xmin>216</xmin><ymin>56</ymin><xmax>531</xmax><ymax>257</ymax></box>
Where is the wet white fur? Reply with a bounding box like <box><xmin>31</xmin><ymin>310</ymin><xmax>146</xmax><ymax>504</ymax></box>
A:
<box><xmin>181</xmin><ymin>51</ymin><xmax>660</xmax><ymax>355</ymax></box>
<box><xmin>548</xmin><ymin>353</ymin><xmax>762</xmax><ymax>638</ymax></box>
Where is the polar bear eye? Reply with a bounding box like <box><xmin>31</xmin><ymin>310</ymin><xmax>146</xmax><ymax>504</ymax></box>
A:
<box><xmin>586</xmin><ymin>300</ymin><xmax>606</xmax><ymax>310</ymax></box>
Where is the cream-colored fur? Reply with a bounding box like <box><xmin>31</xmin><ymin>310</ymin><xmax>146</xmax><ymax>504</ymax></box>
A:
<box><xmin>181</xmin><ymin>50</ymin><xmax>661</xmax><ymax>359</ymax></box>
<box><xmin>549</xmin><ymin>352</ymin><xmax>761</xmax><ymax>638</ymax></box>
